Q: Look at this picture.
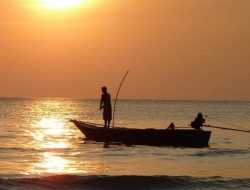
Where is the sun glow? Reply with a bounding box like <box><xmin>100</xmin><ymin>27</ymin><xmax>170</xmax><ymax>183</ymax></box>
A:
<box><xmin>41</xmin><ymin>0</ymin><xmax>85</xmax><ymax>9</ymax></box>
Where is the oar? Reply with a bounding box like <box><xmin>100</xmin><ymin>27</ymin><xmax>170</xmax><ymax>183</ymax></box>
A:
<box><xmin>204</xmin><ymin>125</ymin><xmax>250</xmax><ymax>133</ymax></box>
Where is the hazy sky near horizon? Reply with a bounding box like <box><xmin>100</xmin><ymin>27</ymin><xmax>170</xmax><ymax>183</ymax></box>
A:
<box><xmin>0</xmin><ymin>0</ymin><xmax>249</xmax><ymax>100</ymax></box>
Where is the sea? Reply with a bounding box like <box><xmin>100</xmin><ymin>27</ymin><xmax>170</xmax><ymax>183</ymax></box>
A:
<box><xmin>0</xmin><ymin>98</ymin><xmax>249</xmax><ymax>190</ymax></box>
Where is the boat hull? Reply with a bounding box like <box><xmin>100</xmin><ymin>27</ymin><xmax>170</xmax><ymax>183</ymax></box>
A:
<box><xmin>71</xmin><ymin>120</ymin><xmax>211</xmax><ymax>147</ymax></box>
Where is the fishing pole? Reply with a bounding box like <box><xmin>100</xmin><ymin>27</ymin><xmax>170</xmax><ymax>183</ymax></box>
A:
<box><xmin>112</xmin><ymin>70</ymin><xmax>129</xmax><ymax>127</ymax></box>
<box><xmin>204</xmin><ymin>125</ymin><xmax>250</xmax><ymax>133</ymax></box>
<box><xmin>204</xmin><ymin>115</ymin><xmax>249</xmax><ymax>131</ymax></box>
<box><xmin>68</xmin><ymin>109</ymin><xmax>100</xmax><ymax>123</ymax></box>
<box><xmin>82</xmin><ymin>108</ymin><xmax>100</xmax><ymax>120</ymax></box>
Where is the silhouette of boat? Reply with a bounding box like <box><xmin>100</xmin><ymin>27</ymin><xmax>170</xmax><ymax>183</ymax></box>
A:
<box><xmin>71</xmin><ymin>120</ymin><xmax>211</xmax><ymax>147</ymax></box>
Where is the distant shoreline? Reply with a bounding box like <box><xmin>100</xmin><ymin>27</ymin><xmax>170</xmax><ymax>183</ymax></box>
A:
<box><xmin>0</xmin><ymin>97</ymin><xmax>249</xmax><ymax>102</ymax></box>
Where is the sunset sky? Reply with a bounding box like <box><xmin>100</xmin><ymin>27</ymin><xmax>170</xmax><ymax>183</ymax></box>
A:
<box><xmin>0</xmin><ymin>0</ymin><xmax>249</xmax><ymax>100</ymax></box>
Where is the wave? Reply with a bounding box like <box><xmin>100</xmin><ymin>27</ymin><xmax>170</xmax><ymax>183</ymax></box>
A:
<box><xmin>0</xmin><ymin>147</ymin><xmax>73</xmax><ymax>153</ymax></box>
<box><xmin>0</xmin><ymin>175</ymin><xmax>249</xmax><ymax>190</ymax></box>
<box><xmin>189</xmin><ymin>148</ymin><xmax>249</xmax><ymax>157</ymax></box>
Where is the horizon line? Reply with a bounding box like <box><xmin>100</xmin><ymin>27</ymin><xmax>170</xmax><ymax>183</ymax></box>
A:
<box><xmin>0</xmin><ymin>96</ymin><xmax>249</xmax><ymax>102</ymax></box>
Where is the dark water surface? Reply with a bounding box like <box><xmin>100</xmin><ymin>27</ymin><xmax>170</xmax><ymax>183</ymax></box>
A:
<box><xmin>0</xmin><ymin>99</ymin><xmax>249</xmax><ymax>189</ymax></box>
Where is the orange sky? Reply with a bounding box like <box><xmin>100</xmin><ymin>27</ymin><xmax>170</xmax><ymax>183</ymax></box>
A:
<box><xmin>0</xmin><ymin>0</ymin><xmax>249</xmax><ymax>100</ymax></box>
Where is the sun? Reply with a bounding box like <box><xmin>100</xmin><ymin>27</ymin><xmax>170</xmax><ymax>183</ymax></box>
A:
<box><xmin>41</xmin><ymin>0</ymin><xmax>85</xmax><ymax>9</ymax></box>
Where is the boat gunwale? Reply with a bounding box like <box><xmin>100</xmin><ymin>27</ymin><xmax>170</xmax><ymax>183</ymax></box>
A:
<box><xmin>72</xmin><ymin>120</ymin><xmax>211</xmax><ymax>132</ymax></box>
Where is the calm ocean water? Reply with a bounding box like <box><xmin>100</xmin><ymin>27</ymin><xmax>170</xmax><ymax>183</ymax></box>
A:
<box><xmin>0</xmin><ymin>98</ymin><xmax>249</xmax><ymax>189</ymax></box>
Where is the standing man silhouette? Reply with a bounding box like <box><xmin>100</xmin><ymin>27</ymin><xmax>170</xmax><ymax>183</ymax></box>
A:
<box><xmin>100</xmin><ymin>86</ymin><xmax>112</xmax><ymax>128</ymax></box>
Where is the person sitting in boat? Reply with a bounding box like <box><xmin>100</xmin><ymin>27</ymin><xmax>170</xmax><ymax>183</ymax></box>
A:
<box><xmin>191</xmin><ymin>113</ymin><xmax>205</xmax><ymax>130</ymax></box>
<box><xmin>100</xmin><ymin>86</ymin><xmax>112</xmax><ymax>128</ymax></box>
<box><xmin>167</xmin><ymin>122</ymin><xmax>175</xmax><ymax>130</ymax></box>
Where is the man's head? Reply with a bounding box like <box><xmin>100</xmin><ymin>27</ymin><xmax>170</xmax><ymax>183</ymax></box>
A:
<box><xmin>102</xmin><ymin>86</ymin><xmax>107</xmax><ymax>93</ymax></box>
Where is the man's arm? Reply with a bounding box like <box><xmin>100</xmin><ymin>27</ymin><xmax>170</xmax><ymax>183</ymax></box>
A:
<box><xmin>100</xmin><ymin>95</ymin><xmax>104</xmax><ymax>110</ymax></box>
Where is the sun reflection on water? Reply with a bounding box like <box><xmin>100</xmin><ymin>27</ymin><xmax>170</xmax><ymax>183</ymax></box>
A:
<box><xmin>37</xmin><ymin>117</ymin><xmax>68</xmax><ymax>136</ymax></box>
<box><xmin>35</xmin><ymin>152</ymin><xmax>77</xmax><ymax>174</ymax></box>
<box><xmin>31</xmin><ymin>152</ymin><xmax>101</xmax><ymax>175</ymax></box>
<box><xmin>23</xmin><ymin>99</ymin><xmax>100</xmax><ymax>175</ymax></box>
<box><xmin>28</xmin><ymin>116</ymin><xmax>77</xmax><ymax>174</ymax></box>
<box><xmin>28</xmin><ymin>117</ymin><xmax>72</xmax><ymax>149</ymax></box>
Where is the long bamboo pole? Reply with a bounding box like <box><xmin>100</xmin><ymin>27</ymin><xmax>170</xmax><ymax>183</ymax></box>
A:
<box><xmin>112</xmin><ymin>71</ymin><xmax>129</xmax><ymax>127</ymax></box>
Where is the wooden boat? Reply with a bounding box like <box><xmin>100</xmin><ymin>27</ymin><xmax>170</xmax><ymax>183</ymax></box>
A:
<box><xmin>71</xmin><ymin>120</ymin><xmax>211</xmax><ymax>147</ymax></box>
